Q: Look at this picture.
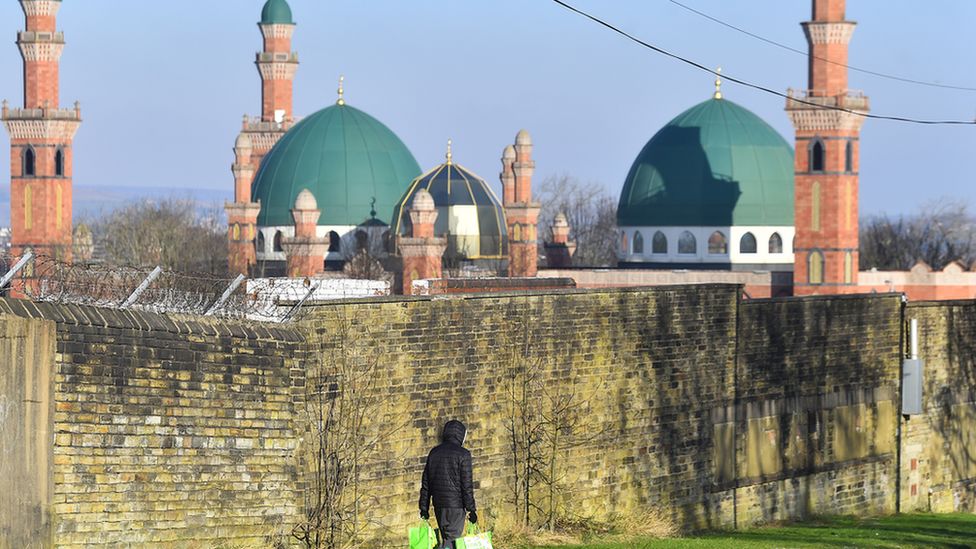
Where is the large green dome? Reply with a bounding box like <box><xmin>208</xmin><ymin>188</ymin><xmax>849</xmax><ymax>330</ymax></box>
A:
<box><xmin>261</xmin><ymin>0</ymin><xmax>293</xmax><ymax>25</ymax></box>
<box><xmin>252</xmin><ymin>104</ymin><xmax>421</xmax><ymax>227</ymax></box>
<box><xmin>617</xmin><ymin>98</ymin><xmax>794</xmax><ymax>227</ymax></box>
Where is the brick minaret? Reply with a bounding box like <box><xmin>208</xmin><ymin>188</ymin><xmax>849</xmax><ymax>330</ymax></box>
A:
<box><xmin>544</xmin><ymin>212</ymin><xmax>576</xmax><ymax>268</ymax></box>
<box><xmin>2</xmin><ymin>0</ymin><xmax>82</xmax><ymax>262</ymax></box>
<box><xmin>226</xmin><ymin>0</ymin><xmax>298</xmax><ymax>274</ymax></box>
<box><xmin>503</xmin><ymin>130</ymin><xmax>541</xmax><ymax>277</ymax></box>
<box><xmin>787</xmin><ymin>0</ymin><xmax>868</xmax><ymax>295</ymax></box>
<box><xmin>282</xmin><ymin>189</ymin><xmax>328</xmax><ymax>278</ymax></box>
<box><xmin>398</xmin><ymin>189</ymin><xmax>447</xmax><ymax>294</ymax></box>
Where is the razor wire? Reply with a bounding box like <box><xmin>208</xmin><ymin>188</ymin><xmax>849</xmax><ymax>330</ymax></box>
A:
<box><xmin>0</xmin><ymin>253</ymin><xmax>384</xmax><ymax>322</ymax></box>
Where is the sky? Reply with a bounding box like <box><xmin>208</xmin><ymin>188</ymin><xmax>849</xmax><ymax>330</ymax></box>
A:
<box><xmin>0</xmin><ymin>0</ymin><xmax>974</xmax><ymax>218</ymax></box>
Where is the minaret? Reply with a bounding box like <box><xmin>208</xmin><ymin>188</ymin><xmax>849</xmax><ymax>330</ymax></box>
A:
<box><xmin>544</xmin><ymin>213</ymin><xmax>576</xmax><ymax>268</ymax></box>
<box><xmin>504</xmin><ymin>130</ymin><xmax>541</xmax><ymax>278</ymax></box>
<box><xmin>787</xmin><ymin>0</ymin><xmax>868</xmax><ymax>295</ymax></box>
<box><xmin>2</xmin><ymin>0</ymin><xmax>82</xmax><ymax>262</ymax></box>
<box><xmin>282</xmin><ymin>189</ymin><xmax>328</xmax><ymax>278</ymax></box>
<box><xmin>226</xmin><ymin>0</ymin><xmax>298</xmax><ymax>275</ymax></box>
<box><xmin>398</xmin><ymin>188</ymin><xmax>447</xmax><ymax>295</ymax></box>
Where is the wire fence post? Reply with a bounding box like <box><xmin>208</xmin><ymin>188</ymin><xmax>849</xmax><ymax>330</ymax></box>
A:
<box><xmin>281</xmin><ymin>282</ymin><xmax>320</xmax><ymax>323</ymax></box>
<box><xmin>121</xmin><ymin>266</ymin><xmax>163</xmax><ymax>309</ymax></box>
<box><xmin>205</xmin><ymin>274</ymin><xmax>246</xmax><ymax>316</ymax></box>
<box><xmin>0</xmin><ymin>250</ymin><xmax>34</xmax><ymax>290</ymax></box>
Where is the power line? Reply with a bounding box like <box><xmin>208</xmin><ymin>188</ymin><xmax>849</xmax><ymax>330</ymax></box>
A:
<box><xmin>669</xmin><ymin>0</ymin><xmax>976</xmax><ymax>93</ymax></box>
<box><xmin>549</xmin><ymin>0</ymin><xmax>976</xmax><ymax>126</ymax></box>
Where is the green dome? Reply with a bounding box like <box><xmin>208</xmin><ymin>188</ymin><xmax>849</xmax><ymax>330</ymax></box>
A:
<box><xmin>617</xmin><ymin>98</ymin><xmax>794</xmax><ymax>227</ymax></box>
<box><xmin>252</xmin><ymin>104</ymin><xmax>421</xmax><ymax>227</ymax></box>
<box><xmin>261</xmin><ymin>0</ymin><xmax>293</xmax><ymax>24</ymax></box>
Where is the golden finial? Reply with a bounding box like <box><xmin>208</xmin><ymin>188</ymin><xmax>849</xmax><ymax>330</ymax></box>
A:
<box><xmin>714</xmin><ymin>67</ymin><xmax>723</xmax><ymax>100</ymax></box>
<box><xmin>446</xmin><ymin>139</ymin><xmax>453</xmax><ymax>164</ymax></box>
<box><xmin>337</xmin><ymin>75</ymin><xmax>345</xmax><ymax>106</ymax></box>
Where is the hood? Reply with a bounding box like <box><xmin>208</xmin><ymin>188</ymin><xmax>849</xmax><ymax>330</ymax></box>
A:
<box><xmin>441</xmin><ymin>420</ymin><xmax>467</xmax><ymax>446</ymax></box>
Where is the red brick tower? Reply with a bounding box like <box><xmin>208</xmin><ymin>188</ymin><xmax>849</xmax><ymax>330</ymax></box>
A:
<box><xmin>787</xmin><ymin>0</ymin><xmax>869</xmax><ymax>295</ymax></box>
<box><xmin>398</xmin><ymin>189</ymin><xmax>447</xmax><ymax>294</ymax></box>
<box><xmin>2</xmin><ymin>0</ymin><xmax>82</xmax><ymax>262</ymax></box>
<box><xmin>544</xmin><ymin>212</ymin><xmax>576</xmax><ymax>268</ymax></box>
<box><xmin>226</xmin><ymin>0</ymin><xmax>299</xmax><ymax>275</ymax></box>
<box><xmin>282</xmin><ymin>189</ymin><xmax>328</xmax><ymax>278</ymax></box>
<box><xmin>503</xmin><ymin>130</ymin><xmax>541</xmax><ymax>277</ymax></box>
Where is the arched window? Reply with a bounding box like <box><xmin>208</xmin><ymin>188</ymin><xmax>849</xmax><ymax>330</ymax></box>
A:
<box><xmin>55</xmin><ymin>148</ymin><xmax>64</xmax><ymax>177</ymax></box>
<box><xmin>23</xmin><ymin>146</ymin><xmax>36</xmax><ymax>176</ymax></box>
<box><xmin>844</xmin><ymin>251</ymin><xmax>854</xmax><ymax>284</ymax></box>
<box><xmin>273</xmin><ymin>231</ymin><xmax>284</xmax><ymax>252</ymax></box>
<box><xmin>256</xmin><ymin>231</ymin><xmax>266</xmax><ymax>252</ymax></box>
<box><xmin>739</xmin><ymin>232</ymin><xmax>757</xmax><ymax>254</ymax></box>
<box><xmin>620</xmin><ymin>231</ymin><xmax>628</xmax><ymax>253</ymax></box>
<box><xmin>512</xmin><ymin>223</ymin><xmax>523</xmax><ymax>242</ymax></box>
<box><xmin>652</xmin><ymin>231</ymin><xmax>667</xmax><ymax>254</ymax></box>
<box><xmin>811</xmin><ymin>181</ymin><xmax>821</xmax><ymax>231</ymax></box>
<box><xmin>809</xmin><ymin>250</ymin><xmax>825</xmax><ymax>285</ymax></box>
<box><xmin>632</xmin><ymin>231</ymin><xmax>644</xmax><ymax>255</ymax></box>
<box><xmin>708</xmin><ymin>231</ymin><xmax>728</xmax><ymax>254</ymax></box>
<box><xmin>24</xmin><ymin>183</ymin><xmax>32</xmax><ymax>230</ymax></box>
<box><xmin>810</xmin><ymin>139</ymin><xmax>825</xmax><ymax>172</ymax></box>
<box><xmin>355</xmin><ymin>230</ymin><xmax>368</xmax><ymax>251</ymax></box>
<box><xmin>845</xmin><ymin>140</ymin><xmax>854</xmax><ymax>173</ymax></box>
<box><xmin>328</xmin><ymin>231</ymin><xmax>341</xmax><ymax>253</ymax></box>
<box><xmin>232</xmin><ymin>223</ymin><xmax>241</xmax><ymax>240</ymax></box>
<box><xmin>678</xmin><ymin>231</ymin><xmax>697</xmax><ymax>255</ymax></box>
<box><xmin>768</xmin><ymin>232</ymin><xmax>784</xmax><ymax>254</ymax></box>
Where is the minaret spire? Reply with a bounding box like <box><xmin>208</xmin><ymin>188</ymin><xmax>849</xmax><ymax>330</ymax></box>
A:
<box><xmin>713</xmin><ymin>67</ymin><xmax>723</xmax><ymax>100</ymax></box>
<box><xmin>337</xmin><ymin>75</ymin><xmax>345</xmax><ymax>106</ymax></box>
<box><xmin>2</xmin><ymin>0</ymin><xmax>82</xmax><ymax>268</ymax></box>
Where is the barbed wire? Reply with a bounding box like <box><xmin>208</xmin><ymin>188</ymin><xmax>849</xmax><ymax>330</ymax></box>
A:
<box><xmin>0</xmin><ymin>254</ymin><xmax>390</xmax><ymax>322</ymax></box>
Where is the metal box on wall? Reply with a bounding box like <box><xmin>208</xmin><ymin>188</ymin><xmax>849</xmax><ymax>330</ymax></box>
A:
<box><xmin>902</xmin><ymin>359</ymin><xmax>923</xmax><ymax>415</ymax></box>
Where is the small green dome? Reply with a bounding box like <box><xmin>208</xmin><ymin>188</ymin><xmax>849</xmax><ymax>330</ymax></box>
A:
<box><xmin>252</xmin><ymin>104</ymin><xmax>421</xmax><ymax>227</ymax></box>
<box><xmin>261</xmin><ymin>0</ymin><xmax>294</xmax><ymax>25</ymax></box>
<box><xmin>618</xmin><ymin>98</ymin><xmax>794</xmax><ymax>227</ymax></box>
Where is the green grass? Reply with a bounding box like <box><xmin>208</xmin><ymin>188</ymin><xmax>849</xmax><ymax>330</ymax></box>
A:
<box><xmin>525</xmin><ymin>514</ymin><xmax>976</xmax><ymax>549</ymax></box>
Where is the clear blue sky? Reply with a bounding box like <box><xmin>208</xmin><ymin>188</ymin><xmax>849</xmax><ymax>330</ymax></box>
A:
<box><xmin>1</xmin><ymin>0</ymin><xmax>974</xmax><ymax>217</ymax></box>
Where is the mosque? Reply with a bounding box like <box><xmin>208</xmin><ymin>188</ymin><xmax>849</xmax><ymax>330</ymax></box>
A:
<box><xmin>5</xmin><ymin>0</ymin><xmax>976</xmax><ymax>300</ymax></box>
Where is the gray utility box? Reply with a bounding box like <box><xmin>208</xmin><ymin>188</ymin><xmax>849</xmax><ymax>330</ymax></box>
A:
<box><xmin>902</xmin><ymin>359</ymin><xmax>924</xmax><ymax>416</ymax></box>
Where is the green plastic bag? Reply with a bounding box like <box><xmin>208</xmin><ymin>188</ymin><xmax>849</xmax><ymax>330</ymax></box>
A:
<box><xmin>455</xmin><ymin>523</ymin><xmax>493</xmax><ymax>549</ymax></box>
<box><xmin>409</xmin><ymin>520</ymin><xmax>436</xmax><ymax>549</ymax></box>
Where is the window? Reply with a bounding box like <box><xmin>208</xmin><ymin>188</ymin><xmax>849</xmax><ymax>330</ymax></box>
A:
<box><xmin>768</xmin><ymin>232</ymin><xmax>783</xmax><ymax>254</ymax></box>
<box><xmin>809</xmin><ymin>250</ymin><xmax>825</xmax><ymax>285</ymax></box>
<box><xmin>328</xmin><ymin>231</ymin><xmax>341</xmax><ymax>253</ymax></box>
<box><xmin>652</xmin><ymin>231</ymin><xmax>667</xmax><ymax>254</ymax></box>
<box><xmin>23</xmin><ymin>146</ymin><xmax>36</xmax><ymax>176</ymax></box>
<box><xmin>844</xmin><ymin>252</ymin><xmax>854</xmax><ymax>284</ymax></box>
<box><xmin>811</xmin><ymin>182</ymin><xmax>821</xmax><ymax>231</ymax></box>
<box><xmin>708</xmin><ymin>231</ymin><xmax>728</xmax><ymax>254</ymax></box>
<box><xmin>256</xmin><ymin>231</ymin><xmax>266</xmax><ymax>252</ymax></box>
<box><xmin>273</xmin><ymin>231</ymin><xmax>284</xmax><ymax>252</ymax></box>
<box><xmin>845</xmin><ymin>141</ymin><xmax>854</xmax><ymax>173</ymax></box>
<box><xmin>232</xmin><ymin>223</ymin><xmax>241</xmax><ymax>240</ymax></box>
<box><xmin>55</xmin><ymin>149</ymin><xmax>64</xmax><ymax>177</ymax></box>
<box><xmin>632</xmin><ymin>231</ymin><xmax>644</xmax><ymax>255</ymax></box>
<box><xmin>739</xmin><ymin>232</ymin><xmax>757</xmax><ymax>254</ymax></box>
<box><xmin>810</xmin><ymin>139</ymin><xmax>825</xmax><ymax>172</ymax></box>
<box><xmin>512</xmin><ymin>223</ymin><xmax>523</xmax><ymax>242</ymax></box>
<box><xmin>678</xmin><ymin>231</ymin><xmax>697</xmax><ymax>254</ymax></box>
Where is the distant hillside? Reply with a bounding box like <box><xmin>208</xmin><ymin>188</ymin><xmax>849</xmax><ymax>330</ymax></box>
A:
<box><xmin>0</xmin><ymin>186</ymin><xmax>232</xmax><ymax>226</ymax></box>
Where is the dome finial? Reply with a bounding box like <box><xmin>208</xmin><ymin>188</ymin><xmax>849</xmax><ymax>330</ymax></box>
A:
<box><xmin>337</xmin><ymin>75</ymin><xmax>345</xmax><ymax>106</ymax></box>
<box><xmin>714</xmin><ymin>67</ymin><xmax>723</xmax><ymax>100</ymax></box>
<box><xmin>446</xmin><ymin>139</ymin><xmax>453</xmax><ymax>164</ymax></box>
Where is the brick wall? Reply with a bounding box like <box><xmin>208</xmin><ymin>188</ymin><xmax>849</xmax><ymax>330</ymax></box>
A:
<box><xmin>902</xmin><ymin>301</ymin><xmax>976</xmax><ymax>513</ymax></box>
<box><xmin>0</xmin><ymin>299</ymin><xmax>306</xmax><ymax>548</ymax></box>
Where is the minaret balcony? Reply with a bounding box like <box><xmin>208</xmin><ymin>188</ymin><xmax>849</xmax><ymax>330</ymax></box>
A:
<box><xmin>786</xmin><ymin>89</ymin><xmax>869</xmax><ymax>112</ymax></box>
<box><xmin>17</xmin><ymin>30</ymin><xmax>65</xmax><ymax>44</ymax></box>
<box><xmin>255</xmin><ymin>51</ymin><xmax>299</xmax><ymax>64</ymax></box>
<box><xmin>2</xmin><ymin>104</ymin><xmax>80</xmax><ymax>122</ymax></box>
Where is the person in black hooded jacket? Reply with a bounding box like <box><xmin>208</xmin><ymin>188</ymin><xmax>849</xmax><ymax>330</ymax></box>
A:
<box><xmin>419</xmin><ymin>420</ymin><xmax>477</xmax><ymax>549</ymax></box>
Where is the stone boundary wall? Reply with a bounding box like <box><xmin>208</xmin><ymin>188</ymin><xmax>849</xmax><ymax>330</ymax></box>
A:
<box><xmin>0</xmin><ymin>299</ymin><xmax>306</xmax><ymax>548</ymax></box>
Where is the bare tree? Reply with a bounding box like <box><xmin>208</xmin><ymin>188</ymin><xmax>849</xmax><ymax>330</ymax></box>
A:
<box><xmin>860</xmin><ymin>199</ymin><xmax>976</xmax><ymax>271</ymax></box>
<box><xmin>90</xmin><ymin>198</ymin><xmax>228</xmax><ymax>274</ymax></box>
<box><xmin>341</xmin><ymin>228</ymin><xmax>394</xmax><ymax>283</ymax></box>
<box><xmin>536</xmin><ymin>175</ymin><xmax>618</xmax><ymax>268</ymax></box>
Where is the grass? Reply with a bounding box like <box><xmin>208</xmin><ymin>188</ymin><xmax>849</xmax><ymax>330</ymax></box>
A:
<box><xmin>522</xmin><ymin>513</ymin><xmax>976</xmax><ymax>549</ymax></box>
